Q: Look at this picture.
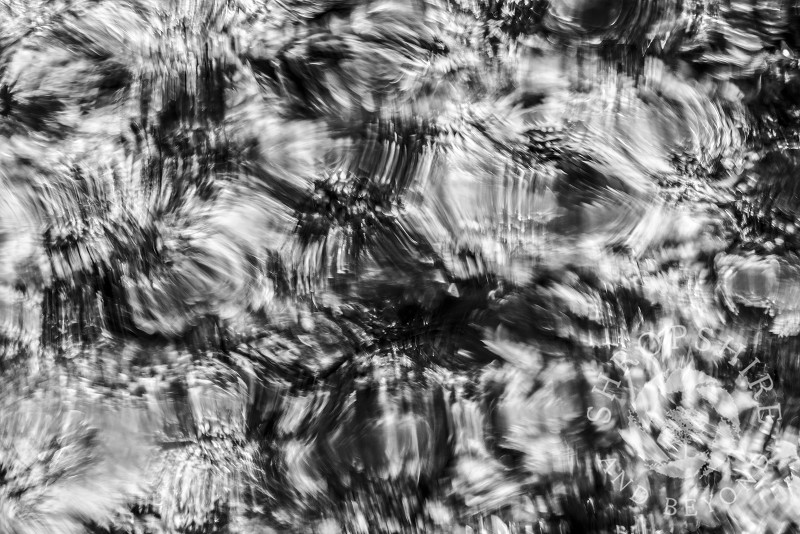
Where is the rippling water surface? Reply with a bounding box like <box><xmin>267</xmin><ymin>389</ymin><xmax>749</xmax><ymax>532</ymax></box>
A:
<box><xmin>2</xmin><ymin>0</ymin><xmax>800</xmax><ymax>533</ymax></box>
